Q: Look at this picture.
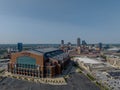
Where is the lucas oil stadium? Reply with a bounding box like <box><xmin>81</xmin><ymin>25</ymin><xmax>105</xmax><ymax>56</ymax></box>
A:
<box><xmin>8</xmin><ymin>48</ymin><xmax>70</xmax><ymax>78</ymax></box>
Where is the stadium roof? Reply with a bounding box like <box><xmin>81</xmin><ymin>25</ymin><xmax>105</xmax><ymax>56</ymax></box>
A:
<box><xmin>35</xmin><ymin>48</ymin><xmax>59</xmax><ymax>53</ymax></box>
<box><xmin>26</xmin><ymin>48</ymin><xmax>60</xmax><ymax>55</ymax></box>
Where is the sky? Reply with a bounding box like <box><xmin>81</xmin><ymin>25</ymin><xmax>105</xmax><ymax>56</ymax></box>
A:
<box><xmin>0</xmin><ymin>0</ymin><xmax>120</xmax><ymax>44</ymax></box>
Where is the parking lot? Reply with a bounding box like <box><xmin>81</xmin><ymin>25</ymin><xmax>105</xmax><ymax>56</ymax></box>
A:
<box><xmin>0</xmin><ymin>72</ymin><xmax>100</xmax><ymax>90</ymax></box>
<box><xmin>95</xmin><ymin>71</ymin><xmax>120</xmax><ymax>90</ymax></box>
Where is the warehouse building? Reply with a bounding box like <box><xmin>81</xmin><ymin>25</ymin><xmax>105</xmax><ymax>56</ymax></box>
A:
<box><xmin>8</xmin><ymin>48</ymin><xmax>70</xmax><ymax>78</ymax></box>
<box><xmin>74</xmin><ymin>57</ymin><xmax>111</xmax><ymax>72</ymax></box>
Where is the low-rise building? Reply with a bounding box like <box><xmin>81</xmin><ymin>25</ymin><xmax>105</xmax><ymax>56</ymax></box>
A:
<box><xmin>106</xmin><ymin>55</ymin><xmax>120</xmax><ymax>68</ymax></box>
<box><xmin>74</xmin><ymin>57</ymin><xmax>110</xmax><ymax>72</ymax></box>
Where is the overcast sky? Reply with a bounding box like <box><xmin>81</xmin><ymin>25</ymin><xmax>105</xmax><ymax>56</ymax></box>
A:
<box><xmin>0</xmin><ymin>0</ymin><xmax>120</xmax><ymax>44</ymax></box>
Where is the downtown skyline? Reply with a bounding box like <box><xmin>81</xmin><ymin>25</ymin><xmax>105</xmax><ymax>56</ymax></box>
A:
<box><xmin>0</xmin><ymin>0</ymin><xmax>120</xmax><ymax>44</ymax></box>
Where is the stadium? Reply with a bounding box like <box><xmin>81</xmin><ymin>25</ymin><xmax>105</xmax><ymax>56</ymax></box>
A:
<box><xmin>8</xmin><ymin>48</ymin><xmax>70</xmax><ymax>78</ymax></box>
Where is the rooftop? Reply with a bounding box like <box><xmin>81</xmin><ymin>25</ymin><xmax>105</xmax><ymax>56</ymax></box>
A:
<box><xmin>75</xmin><ymin>57</ymin><xmax>102</xmax><ymax>64</ymax></box>
<box><xmin>26</xmin><ymin>48</ymin><xmax>59</xmax><ymax>55</ymax></box>
<box><xmin>108</xmin><ymin>47</ymin><xmax>120</xmax><ymax>51</ymax></box>
<box><xmin>34</xmin><ymin>48</ymin><xmax>59</xmax><ymax>53</ymax></box>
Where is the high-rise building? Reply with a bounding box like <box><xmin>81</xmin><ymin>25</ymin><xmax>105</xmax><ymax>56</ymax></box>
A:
<box><xmin>17</xmin><ymin>43</ymin><xmax>23</xmax><ymax>52</ymax></box>
<box><xmin>99</xmin><ymin>43</ymin><xmax>102</xmax><ymax>50</ymax></box>
<box><xmin>67</xmin><ymin>42</ymin><xmax>71</xmax><ymax>50</ymax></box>
<box><xmin>67</xmin><ymin>42</ymin><xmax>71</xmax><ymax>46</ymax></box>
<box><xmin>77</xmin><ymin>38</ymin><xmax>81</xmax><ymax>54</ymax></box>
<box><xmin>77</xmin><ymin>38</ymin><xmax>81</xmax><ymax>47</ymax></box>
<box><xmin>61</xmin><ymin>40</ymin><xmax>64</xmax><ymax>47</ymax></box>
<box><xmin>104</xmin><ymin>44</ymin><xmax>110</xmax><ymax>49</ymax></box>
<box><xmin>82</xmin><ymin>40</ymin><xmax>87</xmax><ymax>46</ymax></box>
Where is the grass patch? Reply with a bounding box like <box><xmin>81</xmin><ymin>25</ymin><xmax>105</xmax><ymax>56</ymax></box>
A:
<box><xmin>12</xmin><ymin>76</ymin><xmax>17</xmax><ymax>78</ymax></box>
<box><xmin>78</xmin><ymin>66</ymin><xmax>83</xmax><ymax>71</ymax></box>
<box><xmin>24</xmin><ymin>77</ymin><xmax>28</xmax><ymax>80</ymax></box>
<box><xmin>73</xmin><ymin>63</ymin><xmax>83</xmax><ymax>71</ymax></box>
<box><xmin>96</xmin><ymin>81</ymin><xmax>109</xmax><ymax>90</ymax></box>
<box><xmin>78</xmin><ymin>70</ymin><xmax>82</xmax><ymax>73</ymax></box>
<box><xmin>18</xmin><ymin>77</ymin><xmax>22</xmax><ymax>79</ymax></box>
<box><xmin>76</xmin><ymin>68</ymin><xmax>82</xmax><ymax>74</ymax></box>
<box><xmin>87</xmin><ymin>74</ymin><xmax>95</xmax><ymax>81</ymax></box>
<box><xmin>96</xmin><ymin>81</ymin><xmax>101</xmax><ymax>86</ymax></box>
<box><xmin>0</xmin><ymin>70</ymin><xmax>5</xmax><ymax>73</ymax></box>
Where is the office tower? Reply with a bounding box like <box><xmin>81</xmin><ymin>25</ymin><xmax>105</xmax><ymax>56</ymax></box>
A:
<box><xmin>77</xmin><ymin>38</ymin><xmax>81</xmax><ymax>54</ymax></box>
<box><xmin>61</xmin><ymin>40</ymin><xmax>64</xmax><ymax>47</ymax></box>
<box><xmin>67</xmin><ymin>42</ymin><xmax>71</xmax><ymax>50</ymax></box>
<box><xmin>99</xmin><ymin>43</ymin><xmax>102</xmax><ymax>50</ymax></box>
<box><xmin>67</xmin><ymin>42</ymin><xmax>71</xmax><ymax>46</ymax></box>
<box><xmin>77</xmin><ymin>38</ymin><xmax>81</xmax><ymax>47</ymax></box>
<box><xmin>17</xmin><ymin>43</ymin><xmax>23</xmax><ymax>52</ymax></box>
<box><xmin>104</xmin><ymin>44</ymin><xmax>110</xmax><ymax>49</ymax></box>
<box><xmin>82</xmin><ymin>40</ymin><xmax>87</xmax><ymax>46</ymax></box>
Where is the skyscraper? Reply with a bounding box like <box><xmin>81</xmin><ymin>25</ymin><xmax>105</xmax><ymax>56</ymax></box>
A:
<box><xmin>67</xmin><ymin>42</ymin><xmax>71</xmax><ymax>47</ymax></box>
<box><xmin>17</xmin><ymin>43</ymin><xmax>23</xmax><ymax>52</ymax></box>
<box><xmin>61</xmin><ymin>40</ymin><xmax>64</xmax><ymax>47</ymax></box>
<box><xmin>99</xmin><ymin>43</ymin><xmax>102</xmax><ymax>50</ymax></box>
<box><xmin>82</xmin><ymin>40</ymin><xmax>87</xmax><ymax>46</ymax></box>
<box><xmin>77</xmin><ymin>38</ymin><xmax>81</xmax><ymax>47</ymax></box>
<box><xmin>77</xmin><ymin>38</ymin><xmax>81</xmax><ymax>54</ymax></box>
